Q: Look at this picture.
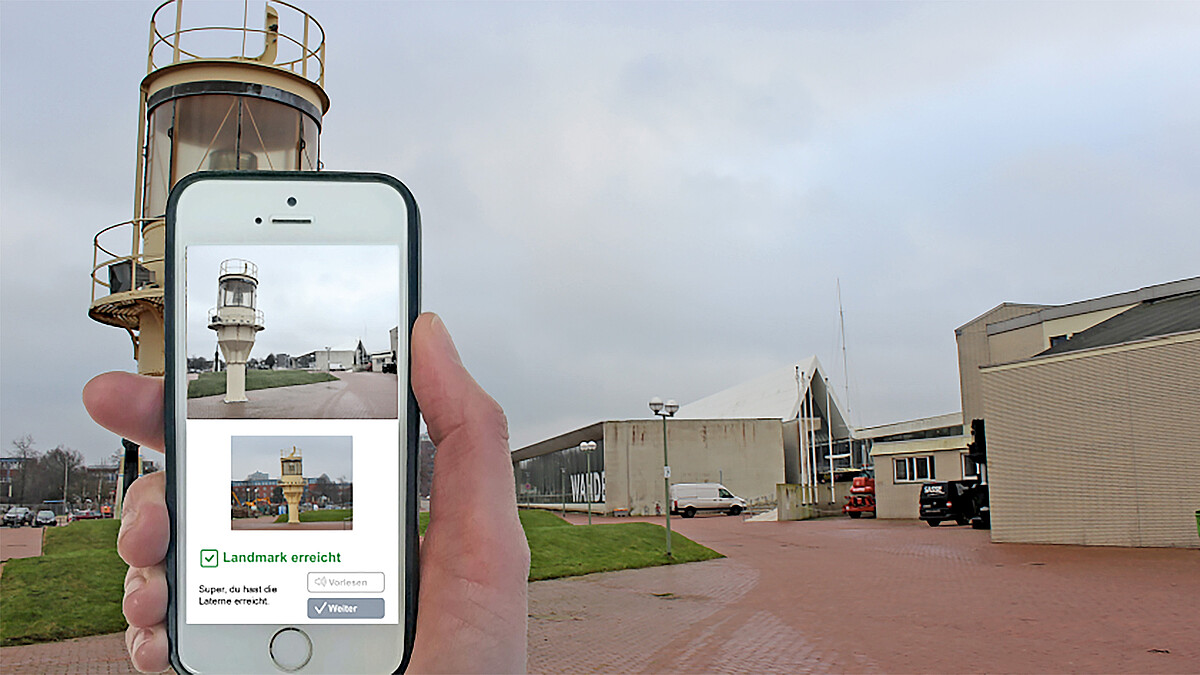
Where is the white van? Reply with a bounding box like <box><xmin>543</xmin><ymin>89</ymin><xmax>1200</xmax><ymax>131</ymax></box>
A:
<box><xmin>670</xmin><ymin>483</ymin><xmax>747</xmax><ymax>518</ymax></box>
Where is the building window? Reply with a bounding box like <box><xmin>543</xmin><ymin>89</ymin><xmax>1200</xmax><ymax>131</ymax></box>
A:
<box><xmin>893</xmin><ymin>456</ymin><xmax>936</xmax><ymax>483</ymax></box>
<box><xmin>962</xmin><ymin>454</ymin><xmax>980</xmax><ymax>479</ymax></box>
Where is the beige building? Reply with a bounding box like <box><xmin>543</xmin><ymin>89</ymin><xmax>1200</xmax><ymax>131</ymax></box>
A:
<box><xmin>859</xmin><ymin>413</ymin><xmax>977</xmax><ymax>520</ymax></box>
<box><xmin>961</xmin><ymin>278</ymin><xmax>1200</xmax><ymax>548</ymax></box>
<box><xmin>513</xmin><ymin>419</ymin><xmax>786</xmax><ymax>515</ymax></box>
<box><xmin>956</xmin><ymin>277</ymin><xmax>1200</xmax><ymax>425</ymax></box>
<box><xmin>512</xmin><ymin>358</ymin><xmax>854</xmax><ymax>515</ymax></box>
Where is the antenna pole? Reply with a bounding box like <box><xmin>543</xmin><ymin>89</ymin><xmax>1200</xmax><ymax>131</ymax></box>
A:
<box><xmin>837</xmin><ymin>279</ymin><xmax>851</xmax><ymax>425</ymax></box>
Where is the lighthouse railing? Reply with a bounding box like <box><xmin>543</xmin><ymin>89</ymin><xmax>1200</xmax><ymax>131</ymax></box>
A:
<box><xmin>147</xmin><ymin>0</ymin><xmax>326</xmax><ymax>88</ymax></box>
<box><xmin>91</xmin><ymin>218</ymin><xmax>166</xmax><ymax>303</ymax></box>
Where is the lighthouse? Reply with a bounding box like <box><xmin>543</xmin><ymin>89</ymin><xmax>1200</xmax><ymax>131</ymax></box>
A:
<box><xmin>86</xmin><ymin>1</ymin><xmax>329</xmax><ymax>505</ymax></box>
<box><xmin>208</xmin><ymin>259</ymin><xmax>265</xmax><ymax>403</ymax></box>
<box><xmin>280</xmin><ymin>446</ymin><xmax>305</xmax><ymax>525</ymax></box>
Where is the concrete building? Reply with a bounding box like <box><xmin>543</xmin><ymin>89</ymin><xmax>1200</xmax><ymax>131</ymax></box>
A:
<box><xmin>513</xmin><ymin>419</ymin><xmax>785</xmax><ymax>515</ymax></box>
<box><xmin>369</xmin><ymin>350</ymin><xmax>394</xmax><ymax>372</ymax></box>
<box><xmin>980</xmin><ymin>288</ymin><xmax>1200</xmax><ymax>548</ymax></box>
<box><xmin>858</xmin><ymin>413</ymin><xmax>977</xmax><ymax>520</ymax></box>
<box><xmin>1</xmin><ymin>457</ymin><xmax>26</xmax><ymax>501</ymax></box>
<box><xmin>956</xmin><ymin>277</ymin><xmax>1200</xmax><ymax>425</ymax></box>
<box><xmin>957</xmin><ymin>277</ymin><xmax>1200</xmax><ymax>548</ymax></box>
<box><xmin>512</xmin><ymin>358</ymin><xmax>854</xmax><ymax>515</ymax></box>
<box><xmin>295</xmin><ymin>341</ymin><xmax>369</xmax><ymax>371</ymax></box>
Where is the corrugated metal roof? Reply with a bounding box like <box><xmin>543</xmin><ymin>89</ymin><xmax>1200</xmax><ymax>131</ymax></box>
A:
<box><xmin>1038</xmin><ymin>291</ymin><xmax>1200</xmax><ymax>356</ymax></box>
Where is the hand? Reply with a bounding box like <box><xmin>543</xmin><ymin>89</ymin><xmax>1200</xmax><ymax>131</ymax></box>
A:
<box><xmin>83</xmin><ymin>313</ymin><xmax>530</xmax><ymax>673</ymax></box>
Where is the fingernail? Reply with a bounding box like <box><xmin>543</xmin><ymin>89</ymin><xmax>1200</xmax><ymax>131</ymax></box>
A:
<box><xmin>430</xmin><ymin>315</ymin><xmax>463</xmax><ymax>366</ymax></box>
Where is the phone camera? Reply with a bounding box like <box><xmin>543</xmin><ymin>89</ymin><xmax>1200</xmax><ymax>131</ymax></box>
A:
<box><xmin>254</xmin><ymin>217</ymin><xmax>263</xmax><ymax>225</ymax></box>
<box><xmin>287</xmin><ymin>196</ymin><xmax>297</xmax><ymax>207</ymax></box>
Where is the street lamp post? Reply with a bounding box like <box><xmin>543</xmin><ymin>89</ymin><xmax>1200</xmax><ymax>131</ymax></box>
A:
<box><xmin>580</xmin><ymin>441</ymin><xmax>597</xmax><ymax>525</ymax></box>
<box><xmin>649</xmin><ymin>396</ymin><xmax>679</xmax><ymax>557</ymax></box>
<box><xmin>62</xmin><ymin>454</ymin><xmax>70</xmax><ymax>513</ymax></box>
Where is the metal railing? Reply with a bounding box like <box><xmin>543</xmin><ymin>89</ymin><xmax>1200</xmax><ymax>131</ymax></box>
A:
<box><xmin>148</xmin><ymin>0</ymin><xmax>326</xmax><ymax>88</ymax></box>
<box><xmin>208</xmin><ymin>307</ymin><xmax>265</xmax><ymax>327</ymax></box>
<box><xmin>219</xmin><ymin>258</ymin><xmax>259</xmax><ymax>279</ymax></box>
<box><xmin>91</xmin><ymin>219</ymin><xmax>165</xmax><ymax>304</ymax></box>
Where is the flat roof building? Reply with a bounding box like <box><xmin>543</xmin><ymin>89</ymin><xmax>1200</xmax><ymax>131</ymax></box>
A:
<box><xmin>858</xmin><ymin>413</ymin><xmax>977</xmax><ymax>520</ymax></box>
<box><xmin>960</xmin><ymin>277</ymin><xmax>1200</xmax><ymax>548</ymax></box>
<box><xmin>512</xmin><ymin>358</ymin><xmax>853</xmax><ymax>516</ymax></box>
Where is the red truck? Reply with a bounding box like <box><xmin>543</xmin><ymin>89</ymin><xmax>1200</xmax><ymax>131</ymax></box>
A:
<box><xmin>843</xmin><ymin>471</ymin><xmax>875</xmax><ymax>518</ymax></box>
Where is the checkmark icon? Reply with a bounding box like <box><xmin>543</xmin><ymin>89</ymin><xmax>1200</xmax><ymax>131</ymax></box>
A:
<box><xmin>314</xmin><ymin>602</ymin><xmax>327</xmax><ymax>615</ymax></box>
<box><xmin>200</xmin><ymin>549</ymin><xmax>218</xmax><ymax>568</ymax></box>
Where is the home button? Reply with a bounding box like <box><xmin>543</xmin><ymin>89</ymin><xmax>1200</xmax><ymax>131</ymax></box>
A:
<box><xmin>269</xmin><ymin>627</ymin><xmax>312</xmax><ymax>672</ymax></box>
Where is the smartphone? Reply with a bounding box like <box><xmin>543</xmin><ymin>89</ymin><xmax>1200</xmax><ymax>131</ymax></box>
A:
<box><xmin>165</xmin><ymin>172</ymin><xmax>419</xmax><ymax>674</ymax></box>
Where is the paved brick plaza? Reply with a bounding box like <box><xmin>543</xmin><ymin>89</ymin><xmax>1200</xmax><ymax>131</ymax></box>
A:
<box><xmin>188</xmin><ymin>371</ymin><xmax>398</xmax><ymax>419</ymax></box>
<box><xmin>3</xmin><ymin>514</ymin><xmax>1197</xmax><ymax>673</ymax></box>
<box><xmin>529</xmin><ymin>514</ymin><xmax>1199</xmax><ymax>674</ymax></box>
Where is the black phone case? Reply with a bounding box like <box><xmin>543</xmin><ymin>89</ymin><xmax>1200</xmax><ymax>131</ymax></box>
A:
<box><xmin>164</xmin><ymin>171</ymin><xmax>421</xmax><ymax>674</ymax></box>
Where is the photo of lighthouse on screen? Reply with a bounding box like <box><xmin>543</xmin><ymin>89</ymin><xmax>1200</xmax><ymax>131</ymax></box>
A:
<box><xmin>229</xmin><ymin>435</ymin><xmax>353</xmax><ymax>531</ymax></box>
<box><xmin>185</xmin><ymin>245</ymin><xmax>400</xmax><ymax>420</ymax></box>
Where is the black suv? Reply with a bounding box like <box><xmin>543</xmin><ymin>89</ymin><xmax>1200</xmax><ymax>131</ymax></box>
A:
<box><xmin>919</xmin><ymin>481</ymin><xmax>984</xmax><ymax>527</ymax></box>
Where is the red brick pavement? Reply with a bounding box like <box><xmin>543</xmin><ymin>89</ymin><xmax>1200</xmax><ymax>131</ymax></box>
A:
<box><xmin>530</xmin><ymin>514</ymin><xmax>1200</xmax><ymax>674</ymax></box>
<box><xmin>0</xmin><ymin>633</ymin><xmax>148</xmax><ymax>675</ymax></box>
<box><xmin>3</xmin><ymin>515</ymin><xmax>1196</xmax><ymax>673</ymax></box>
<box><xmin>188</xmin><ymin>371</ymin><xmax>397</xmax><ymax>419</ymax></box>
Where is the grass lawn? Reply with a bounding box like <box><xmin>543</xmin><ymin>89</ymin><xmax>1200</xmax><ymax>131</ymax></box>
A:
<box><xmin>188</xmin><ymin>370</ymin><xmax>339</xmax><ymax>398</ymax></box>
<box><xmin>273</xmin><ymin>509</ymin><xmax>353</xmax><ymax>524</ymax></box>
<box><xmin>2</xmin><ymin>509</ymin><xmax>720</xmax><ymax>647</ymax></box>
<box><xmin>0</xmin><ymin>520</ymin><xmax>126</xmax><ymax>646</ymax></box>
<box><xmin>420</xmin><ymin>509</ymin><xmax>723</xmax><ymax>581</ymax></box>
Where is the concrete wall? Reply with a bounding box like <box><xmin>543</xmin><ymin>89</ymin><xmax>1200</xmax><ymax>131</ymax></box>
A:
<box><xmin>988</xmin><ymin>305</ymin><xmax>1136</xmax><ymax>368</ymax></box>
<box><xmin>313</xmin><ymin>349</ymin><xmax>356</xmax><ymax>371</ymax></box>
<box><xmin>986</xmin><ymin>323</ymin><xmax>1048</xmax><ymax>369</ymax></box>
<box><xmin>956</xmin><ymin>304</ymin><xmax>1044</xmax><ymax>424</ymax></box>
<box><xmin>982</xmin><ymin>333</ymin><xmax>1200</xmax><ymax>548</ymax></box>
<box><xmin>872</xmin><ymin>437</ymin><xmax>970</xmax><ymax>519</ymax></box>
<box><xmin>603</xmin><ymin>419</ymin><xmax>784</xmax><ymax>516</ymax></box>
<box><xmin>777</xmin><ymin>484</ymin><xmax>814</xmax><ymax>520</ymax></box>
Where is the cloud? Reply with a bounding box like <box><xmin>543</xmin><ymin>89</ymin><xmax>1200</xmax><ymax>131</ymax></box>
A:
<box><xmin>3</xmin><ymin>0</ymin><xmax>1199</xmax><ymax>460</ymax></box>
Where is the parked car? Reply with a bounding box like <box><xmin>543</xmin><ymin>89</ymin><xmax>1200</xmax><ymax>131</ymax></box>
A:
<box><xmin>4</xmin><ymin>507</ymin><xmax>33</xmax><ymax>527</ymax></box>
<box><xmin>69</xmin><ymin>509</ymin><xmax>104</xmax><ymax>522</ymax></box>
<box><xmin>919</xmin><ymin>480</ymin><xmax>984</xmax><ymax>526</ymax></box>
<box><xmin>670</xmin><ymin>483</ymin><xmax>747</xmax><ymax>518</ymax></box>
<box><xmin>34</xmin><ymin>510</ymin><xmax>58</xmax><ymax>527</ymax></box>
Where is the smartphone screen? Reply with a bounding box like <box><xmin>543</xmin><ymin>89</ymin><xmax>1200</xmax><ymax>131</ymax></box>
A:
<box><xmin>167</xmin><ymin>174</ymin><xmax>417</xmax><ymax>673</ymax></box>
<box><xmin>183</xmin><ymin>244</ymin><xmax>400</xmax><ymax>624</ymax></box>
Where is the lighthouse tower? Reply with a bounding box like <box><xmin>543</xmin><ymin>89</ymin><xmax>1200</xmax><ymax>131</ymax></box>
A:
<box><xmin>280</xmin><ymin>446</ymin><xmax>305</xmax><ymax>525</ymax></box>
<box><xmin>209</xmin><ymin>259</ymin><xmax>265</xmax><ymax>403</ymax></box>
<box><xmin>87</xmin><ymin>2</ymin><xmax>328</xmax><ymax>504</ymax></box>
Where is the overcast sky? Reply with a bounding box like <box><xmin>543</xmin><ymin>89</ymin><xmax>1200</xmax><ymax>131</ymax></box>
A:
<box><xmin>230</xmin><ymin>435</ymin><xmax>353</xmax><ymax>482</ymax></box>
<box><xmin>2</xmin><ymin>1</ymin><xmax>1198</xmax><ymax>464</ymax></box>
<box><xmin>188</xmin><ymin>245</ymin><xmax>399</xmax><ymax>359</ymax></box>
